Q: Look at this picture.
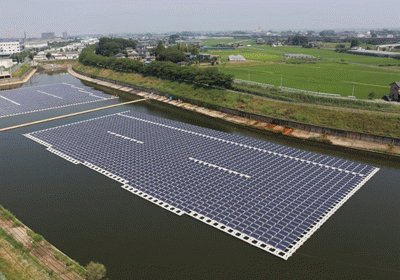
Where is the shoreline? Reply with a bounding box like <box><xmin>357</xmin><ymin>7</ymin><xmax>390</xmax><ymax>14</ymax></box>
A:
<box><xmin>0</xmin><ymin>205</ymin><xmax>86</xmax><ymax>279</ymax></box>
<box><xmin>0</xmin><ymin>67</ymin><xmax>37</xmax><ymax>90</ymax></box>
<box><xmin>68</xmin><ymin>66</ymin><xmax>400</xmax><ymax>158</ymax></box>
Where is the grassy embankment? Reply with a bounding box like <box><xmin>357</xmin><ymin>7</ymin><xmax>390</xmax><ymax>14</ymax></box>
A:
<box><xmin>73</xmin><ymin>63</ymin><xmax>400</xmax><ymax>139</ymax></box>
<box><xmin>205</xmin><ymin>43</ymin><xmax>400</xmax><ymax>98</ymax></box>
<box><xmin>11</xmin><ymin>64</ymin><xmax>32</xmax><ymax>78</ymax></box>
<box><xmin>232</xmin><ymin>82</ymin><xmax>400</xmax><ymax>114</ymax></box>
<box><xmin>0</xmin><ymin>205</ymin><xmax>86</xmax><ymax>280</ymax></box>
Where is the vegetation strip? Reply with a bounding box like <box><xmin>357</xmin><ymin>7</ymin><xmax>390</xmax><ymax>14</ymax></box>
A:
<box><xmin>79</xmin><ymin>46</ymin><xmax>234</xmax><ymax>88</ymax></box>
<box><xmin>72</xmin><ymin>63</ymin><xmax>400</xmax><ymax>140</ymax></box>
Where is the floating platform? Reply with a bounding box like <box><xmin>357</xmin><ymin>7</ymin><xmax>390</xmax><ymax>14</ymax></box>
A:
<box><xmin>24</xmin><ymin>111</ymin><xmax>379</xmax><ymax>260</ymax></box>
<box><xmin>0</xmin><ymin>82</ymin><xmax>117</xmax><ymax>118</ymax></box>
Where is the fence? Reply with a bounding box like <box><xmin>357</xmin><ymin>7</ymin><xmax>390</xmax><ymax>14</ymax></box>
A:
<box><xmin>234</xmin><ymin>79</ymin><xmax>343</xmax><ymax>98</ymax></box>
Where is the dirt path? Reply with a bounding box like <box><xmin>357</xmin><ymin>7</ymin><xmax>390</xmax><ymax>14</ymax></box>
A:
<box><xmin>0</xmin><ymin>216</ymin><xmax>85</xmax><ymax>280</ymax></box>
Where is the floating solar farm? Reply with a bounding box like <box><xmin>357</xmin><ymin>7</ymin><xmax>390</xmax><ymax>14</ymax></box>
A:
<box><xmin>25</xmin><ymin>111</ymin><xmax>379</xmax><ymax>259</ymax></box>
<box><xmin>0</xmin><ymin>83</ymin><xmax>117</xmax><ymax>118</ymax></box>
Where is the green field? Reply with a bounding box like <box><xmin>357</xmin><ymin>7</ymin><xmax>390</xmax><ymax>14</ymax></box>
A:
<box><xmin>201</xmin><ymin>38</ymin><xmax>253</xmax><ymax>47</ymax></box>
<box><xmin>204</xmin><ymin>42</ymin><xmax>400</xmax><ymax>98</ymax></box>
<box><xmin>74</xmin><ymin>63</ymin><xmax>400</xmax><ymax>139</ymax></box>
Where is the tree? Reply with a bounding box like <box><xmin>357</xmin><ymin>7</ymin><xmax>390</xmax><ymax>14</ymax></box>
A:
<box><xmin>86</xmin><ymin>262</ymin><xmax>106</xmax><ymax>280</ymax></box>
<box><xmin>46</xmin><ymin>52</ymin><xmax>52</xmax><ymax>60</ymax></box>
<box><xmin>168</xmin><ymin>34</ymin><xmax>180</xmax><ymax>44</ymax></box>
<box><xmin>176</xmin><ymin>43</ymin><xmax>199</xmax><ymax>55</ymax></box>
<box><xmin>11</xmin><ymin>50</ymin><xmax>31</xmax><ymax>63</ymax></box>
<box><xmin>157</xmin><ymin>47</ymin><xmax>186</xmax><ymax>63</ymax></box>
<box><xmin>335</xmin><ymin>44</ymin><xmax>347</xmax><ymax>53</ymax></box>
<box><xmin>350</xmin><ymin>39</ymin><xmax>360</xmax><ymax>48</ymax></box>
<box><xmin>155</xmin><ymin>41</ymin><xmax>166</xmax><ymax>57</ymax></box>
<box><xmin>287</xmin><ymin>35</ymin><xmax>308</xmax><ymax>46</ymax></box>
<box><xmin>319</xmin><ymin>30</ymin><xmax>336</xmax><ymax>37</ymax></box>
<box><xmin>95</xmin><ymin>37</ymin><xmax>137</xmax><ymax>57</ymax></box>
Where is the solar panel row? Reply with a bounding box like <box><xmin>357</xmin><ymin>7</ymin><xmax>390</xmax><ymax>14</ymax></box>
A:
<box><xmin>0</xmin><ymin>82</ymin><xmax>117</xmax><ymax>118</ymax></box>
<box><xmin>24</xmin><ymin>110</ymin><xmax>379</xmax><ymax>259</ymax></box>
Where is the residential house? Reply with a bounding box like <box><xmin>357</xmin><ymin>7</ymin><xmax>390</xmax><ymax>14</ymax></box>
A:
<box><xmin>390</xmin><ymin>82</ymin><xmax>400</xmax><ymax>101</ymax></box>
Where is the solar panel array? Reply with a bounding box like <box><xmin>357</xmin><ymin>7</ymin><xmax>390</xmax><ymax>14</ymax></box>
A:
<box><xmin>0</xmin><ymin>82</ymin><xmax>117</xmax><ymax>118</ymax></box>
<box><xmin>25</xmin><ymin>111</ymin><xmax>379</xmax><ymax>259</ymax></box>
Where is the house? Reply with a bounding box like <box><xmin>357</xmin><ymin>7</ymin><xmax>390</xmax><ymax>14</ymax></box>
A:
<box><xmin>228</xmin><ymin>55</ymin><xmax>246</xmax><ymax>62</ymax></box>
<box><xmin>256</xmin><ymin>38</ymin><xmax>265</xmax><ymax>44</ymax></box>
<box><xmin>390</xmin><ymin>82</ymin><xmax>400</xmax><ymax>101</ymax></box>
<box><xmin>114</xmin><ymin>53</ymin><xmax>126</xmax><ymax>59</ymax></box>
<box><xmin>384</xmin><ymin>82</ymin><xmax>400</xmax><ymax>102</ymax></box>
<box><xmin>197</xmin><ymin>53</ymin><xmax>219</xmax><ymax>61</ymax></box>
<box><xmin>271</xmin><ymin>42</ymin><xmax>283</xmax><ymax>47</ymax></box>
<box><xmin>126</xmin><ymin>49</ymin><xmax>141</xmax><ymax>60</ymax></box>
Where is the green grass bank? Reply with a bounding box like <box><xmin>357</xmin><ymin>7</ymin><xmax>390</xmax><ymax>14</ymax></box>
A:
<box><xmin>73</xmin><ymin>63</ymin><xmax>400</xmax><ymax>139</ymax></box>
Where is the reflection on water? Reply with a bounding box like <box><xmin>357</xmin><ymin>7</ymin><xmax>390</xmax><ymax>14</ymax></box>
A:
<box><xmin>0</xmin><ymin>73</ymin><xmax>399</xmax><ymax>280</ymax></box>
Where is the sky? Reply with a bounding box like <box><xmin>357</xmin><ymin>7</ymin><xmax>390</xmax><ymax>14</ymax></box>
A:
<box><xmin>1</xmin><ymin>0</ymin><xmax>400</xmax><ymax>38</ymax></box>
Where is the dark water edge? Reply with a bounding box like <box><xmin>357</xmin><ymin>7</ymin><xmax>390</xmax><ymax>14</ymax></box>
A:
<box><xmin>0</xmin><ymin>73</ymin><xmax>399</xmax><ymax>280</ymax></box>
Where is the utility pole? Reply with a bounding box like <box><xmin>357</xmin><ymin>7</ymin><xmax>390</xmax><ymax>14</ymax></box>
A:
<box><xmin>280</xmin><ymin>74</ymin><xmax>283</xmax><ymax>87</ymax></box>
<box><xmin>248</xmin><ymin>70</ymin><xmax>250</xmax><ymax>80</ymax></box>
<box><xmin>352</xmin><ymin>83</ymin><xmax>355</xmax><ymax>98</ymax></box>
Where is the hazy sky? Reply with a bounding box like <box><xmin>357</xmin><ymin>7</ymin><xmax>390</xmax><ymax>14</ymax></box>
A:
<box><xmin>1</xmin><ymin>0</ymin><xmax>400</xmax><ymax>37</ymax></box>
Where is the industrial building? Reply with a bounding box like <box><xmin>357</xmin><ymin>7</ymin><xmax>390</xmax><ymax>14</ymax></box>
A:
<box><xmin>348</xmin><ymin>48</ymin><xmax>400</xmax><ymax>59</ymax></box>
<box><xmin>284</xmin><ymin>53</ymin><xmax>316</xmax><ymax>60</ymax></box>
<box><xmin>24</xmin><ymin>41</ymin><xmax>49</xmax><ymax>50</ymax></box>
<box><xmin>376</xmin><ymin>43</ymin><xmax>400</xmax><ymax>51</ymax></box>
<box><xmin>41</xmin><ymin>32</ymin><xmax>56</xmax><ymax>40</ymax></box>
<box><xmin>228</xmin><ymin>54</ymin><xmax>246</xmax><ymax>62</ymax></box>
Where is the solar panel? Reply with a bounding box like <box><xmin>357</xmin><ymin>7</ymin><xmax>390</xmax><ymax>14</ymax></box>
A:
<box><xmin>0</xmin><ymin>82</ymin><xmax>118</xmax><ymax>118</ymax></box>
<box><xmin>24</xmin><ymin>111</ymin><xmax>379</xmax><ymax>260</ymax></box>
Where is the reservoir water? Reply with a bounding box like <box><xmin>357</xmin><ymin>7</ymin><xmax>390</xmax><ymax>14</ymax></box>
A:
<box><xmin>1</xmin><ymin>73</ymin><xmax>399</xmax><ymax>279</ymax></box>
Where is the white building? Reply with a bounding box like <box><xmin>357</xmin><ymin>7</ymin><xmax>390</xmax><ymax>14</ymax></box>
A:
<box><xmin>0</xmin><ymin>59</ymin><xmax>16</xmax><ymax>69</ymax></box>
<box><xmin>33</xmin><ymin>54</ymin><xmax>48</xmax><ymax>62</ymax></box>
<box><xmin>0</xmin><ymin>42</ymin><xmax>21</xmax><ymax>56</ymax></box>
<box><xmin>228</xmin><ymin>55</ymin><xmax>246</xmax><ymax>62</ymax></box>
<box><xmin>24</xmin><ymin>41</ymin><xmax>49</xmax><ymax>50</ymax></box>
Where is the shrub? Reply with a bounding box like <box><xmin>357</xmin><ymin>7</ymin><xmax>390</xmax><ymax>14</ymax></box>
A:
<box><xmin>86</xmin><ymin>262</ymin><xmax>106</xmax><ymax>280</ymax></box>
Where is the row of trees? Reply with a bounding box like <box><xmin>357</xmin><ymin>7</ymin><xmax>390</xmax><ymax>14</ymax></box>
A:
<box><xmin>79</xmin><ymin>48</ymin><xmax>233</xmax><ymax>88</ymax></box>
<box><xmin>95</xmin><ymin>37</ymin><xmax>137</xmax><ymax>57</ymax></box>
<box><xmin>10</xmin><ymin>50</ymin><xmax>34</xmax><ymax>63</ymax></box>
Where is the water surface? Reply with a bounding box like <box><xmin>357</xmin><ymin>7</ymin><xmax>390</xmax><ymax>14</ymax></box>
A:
<box><xmin>0</xmin><ymin>73</ymin><xmax>399</xmax><ymax>279</ymax></box>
